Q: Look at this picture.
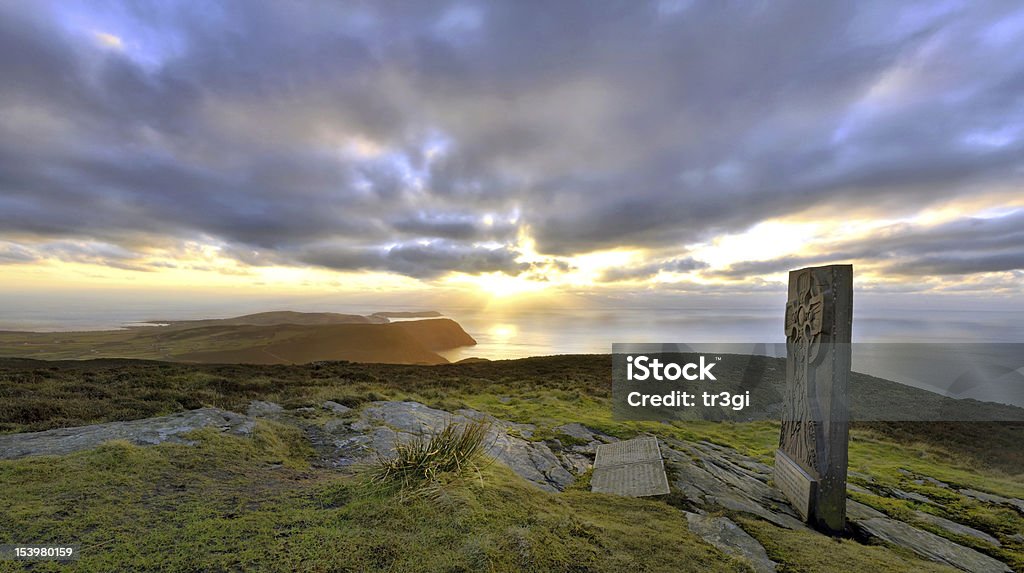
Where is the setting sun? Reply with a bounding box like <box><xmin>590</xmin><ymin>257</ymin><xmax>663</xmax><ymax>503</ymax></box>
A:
<box><xmin>487</xmin><ymin>323</ymin><xmax>519</xmax><ymax>340</ymax></box>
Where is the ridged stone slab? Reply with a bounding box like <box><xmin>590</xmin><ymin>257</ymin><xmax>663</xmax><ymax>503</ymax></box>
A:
<box><xmin>591</xmin><ymin>436</ymin><xmax>670</xmax><ymax>497</ymax></box>
<box><xmin>774</xmin><ymin>449</ymin><xmax>816</xmax><ymax>520</ymax></box>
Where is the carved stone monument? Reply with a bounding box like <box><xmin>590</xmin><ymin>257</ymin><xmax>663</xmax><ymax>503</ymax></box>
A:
<box><xmin>774</xmin><ymin>264</ymin><xmax>852</xmax><ymax>533</ymax></box>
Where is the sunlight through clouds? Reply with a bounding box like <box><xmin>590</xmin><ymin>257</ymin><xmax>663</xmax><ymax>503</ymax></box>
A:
<box><xmin>0</xmin><ymin>1</ymin><xmax>1021</xmax><ymax>306</ymax></box>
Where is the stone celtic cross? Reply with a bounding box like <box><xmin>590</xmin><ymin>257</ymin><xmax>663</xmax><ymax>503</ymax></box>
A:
<box><xmin>775</xmin><ymin>264</ymin><xmax>852</xmax><ymax>533</ymax></box>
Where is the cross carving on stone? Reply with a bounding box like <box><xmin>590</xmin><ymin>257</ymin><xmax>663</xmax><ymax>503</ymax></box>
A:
<box><xmin>785</xmin><ymin>271</ymin><xmax>831</xmax><ymax>363</ymax></box>
<box><xmin>780</xmin><ymin>270</ymin><xmax>833</xmax><ymax>475</ymax></box>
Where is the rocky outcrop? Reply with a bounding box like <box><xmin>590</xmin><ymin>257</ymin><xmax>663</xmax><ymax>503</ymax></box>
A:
<box><xmin>685</xmin><ymin>512</ymin><xmax>777</xmax><ymax>573</ymax></box>
<box><xmin>551</xmin><ymin>422</ymin><xmax>612</xmax><ymax>474</ymax></box>
<box><xmin>959</xmin><ymin>488</ymin><xmax>1024</xmax><ymax>515</ymax></box>
<box><xmin>846</xmin><ymin>499</ymin><xmax>886</xmax><ymax>520</ymax></box>
<box><xmin>661</xmin><ymin>438</ymin><xmax>1015</xmax><ymax>572</ymax></box>
<box><xmin>553</xmin><ymin>422</ymin><xmax>603</xmax><ymax>443</ymax></box>
<box><xmin>911</xmin><ymin>510</ymin><xmax>1001</xmax><ymax>547</ymax></box>
<box><xmin>851</xmin><ymin>517</ymin><xmax>1011</xmax><ymax>573</ymax></box>
<box><xmin>662</xmin><ymin>438</ymin><xmax>806</xmax><ymax>530</ymax></box>
<box><xmin>845</xmin><ymin>483</ymin><xmax>1010</xmax><ymax>571</ymax></box>
<box><xmin>0</xmin><ymin>400</ymin><xmax>1014</xmax><ymax>572</ymax></box>
<box><xmin>0</xmin><ymin>409</ymin><xmax>254</xmax><ymax>459</ymax></box>
<box><xmin>328</xmin><ymin>401</ymin><xmax>576</xmax><ymax>491</ymax></box>
<box><xmin>321</xmin><ymin>401</ymin><xmax>351</xmax><ymax>414</ymax></box>
<box><xmin>247</xmin><ymin>401</ymin><xmax>284</xmax><ymax>417</ymax></box>
<box><xmin>889</xmin><ymin>488</ymin><xmax>933</xmax><ymax>504</ymax></box>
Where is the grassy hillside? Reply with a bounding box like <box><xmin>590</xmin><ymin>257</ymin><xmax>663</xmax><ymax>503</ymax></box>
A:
<box><xmin>173</xmin><ymin>322</ymin><xmax>454</xmax><ymax>365</ymax></box>
<box><xmin>0</xmin><ymin>424</ymin><xmax>751</xmax><ymax>572</ymax></box>
<box><xmin>154</xmin><ymin>310</ymin><xmax>388</xmax><ymax>328</ymax></box>
<box><xmin>393</xmin><ymin>317</ymin><xmax>478</xmax><ymax>350</ymax></box>
<box><xmin>0</xmin><ymin>356</ymin><xmax>1021</xmax><ymax>571</ymax></box>
<box><xmin>2</xmin><ymin>354</ymin><xmax>1019</xmax><ymax>473</ymax></box>
<box><xmin>0</xmin><ymin>317</ymin><xmax>475</xmax><ymax>365</ymax></box>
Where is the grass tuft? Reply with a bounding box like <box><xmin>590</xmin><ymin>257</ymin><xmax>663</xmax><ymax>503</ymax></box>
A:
<box><xmin>365</xmin><ymin>419</ymin><xmax>492</xmax><ymax>500</ymax></box>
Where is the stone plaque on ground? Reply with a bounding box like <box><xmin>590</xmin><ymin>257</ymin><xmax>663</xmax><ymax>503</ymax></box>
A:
<box><xmin>774</xmin><ymin>264</ymin><xmax>852</xmax><ymax>533</ymax></box>
<box><xmin>594</xmin><ymin>435</ymin><xmax>661</xmax><ymax>466</ymax></box>
<box><xmin>592</xmin><ymin>436</ymin><xmax>670</xmax><ymax>497</ymax></box>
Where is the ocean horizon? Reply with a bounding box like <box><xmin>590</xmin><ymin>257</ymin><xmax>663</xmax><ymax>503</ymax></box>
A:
<box><xmin>3</xmin><ymin>300</ymin><xmax>1022</xmax><ymax>409</ymax></box>
<box><xmin>5</xmin><ymin>303</ymin><xmax>1024</xmax><ymax>348</ymax></box>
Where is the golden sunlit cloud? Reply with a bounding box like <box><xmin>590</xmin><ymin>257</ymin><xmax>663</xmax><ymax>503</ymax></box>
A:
<box><xmin>689</xmin><ymin>221</ymin><xmax>821</xmax><ymax>270</ymax></box>
<box><xmin>3</xmin><ymin>194</ymin><xmax>1021</xmax><ymax>303</ymax></box>
<box><xmin>441</xmin><ymin>271</ymin><xmax>549</xmax><ymax>299</ymax></box>
<box><xmin>695</xmin><ymin>197</ymin><xmax>1024</xmax><ymax>287</ymax></box>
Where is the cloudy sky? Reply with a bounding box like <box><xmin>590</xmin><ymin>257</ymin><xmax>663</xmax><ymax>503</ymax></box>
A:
<box><xmin>2</xmin><ymin>0</ymin><xmax>1023</xmax><ymax>309</ymax></box>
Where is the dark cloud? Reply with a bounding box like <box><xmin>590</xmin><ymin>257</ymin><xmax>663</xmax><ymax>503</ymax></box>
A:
<box><xmin>0</xmin><ymin>243</ymin><xmax>38</xmax><ymax>264</ymax></box>
<box><xmin>0</xmin><ymin>239</ymin><xmax>156</xmax><ymax>271</ymax></box>
<box><xmin>709</xmin><ymin>255</ymin><xmax>859</xmax><ymax>280</ymax></box>
<box><xmin>390</xmin><ymin>211</ymin><xmax>516</xmax><ymax>241</ymax></box>
<box><xmin>297</xmin><ymin>241</ymin><xmax>527</xmax><ymax>279</ymax></box>
<box><xmin>896</xmin><ymin>252</ymin><xmax>1024</xmax><ymax>276</ymax></box>
<box><xmin>599</xmin><ymin>257</ymin><xmax>708</xmax><ymax>282</ymax></box>
<box><xmin>0</xmin><ymin>1</ymin><xmax>1022</xmax><ymax>281</ymax></box>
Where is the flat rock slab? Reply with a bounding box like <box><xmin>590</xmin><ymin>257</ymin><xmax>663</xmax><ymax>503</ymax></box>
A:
<box><xmin>912</xmin><ymin>510</ymin><xmax>1001</xmax><ymax>547</ymax></box>
<box><xmin>552</xmin><ymin>422</ymin><xmax>599</xmax><ymax>442</ymax></box>
<box><xmin>685</xmin><ymin>513</ymin><xmax>777</xmax><ymax>573</ymax></box>
<box><xmin>591</xmin><ymin>436</ymin><xmax>669</xmax><ymax>497</ymax></box>
<box><xmin>889</xmin><ymin>488</ymin><xmax>932</xmax><ymax>505</ymax></box>
<box><xmin>847</xmin><ymin>482</ymin><xmax>874</xmax><ymax>496</ymax></box>
<box><xmin>854</xmin><ymin>517</ymin><xmax>1011</xmax><ymax>573</ymax></box>
<box><xmin>959</xmin><ymin>488</ymin><xmax>1024</xmax><ymax>515</ymax></box>
<box><xmin>662</xmin><ymin>439</ymin><xmax>806</xmax><ymax>530</ymax></box>
<box><xmin>846</xmin><ymin>499</ymin><xmax>886</xmax><ymax>521</ymax></box>
<box><xmin>0</xmin><ymin>408</ymin><xmax>255</xmax><ymax>459</ymax></box>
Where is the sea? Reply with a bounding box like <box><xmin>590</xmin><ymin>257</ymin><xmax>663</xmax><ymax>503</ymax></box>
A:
<box><xmin>1</xmin><ymin>297</ymin><xmax>1022</xmax><ymax>409</ymax></box>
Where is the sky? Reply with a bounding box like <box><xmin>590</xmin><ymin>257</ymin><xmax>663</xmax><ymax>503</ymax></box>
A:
<box><xmin>2</xmin><ymin>0</ymin><xmax>1023</xmax><ymax>313</ymax></box>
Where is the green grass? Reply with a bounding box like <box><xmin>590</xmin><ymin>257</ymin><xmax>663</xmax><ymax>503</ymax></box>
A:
<box><xmin>846</xmin><ymin>431</ymin><xmax>1024</xmax><ymax>501</ymax></box>
<box><xmin>0</xmin><ymin>425</ymin><xmax>743</xmax><ymax>572</ymax></box>
<box><xmin>0</xmin><ymin>426</ymin><xmax>982</xmax><ymax>572</ymax></box>
<box><xmin>0</xmin><ymin>356</ymin><xmax>1021</xmax><ymax>571</ymax></box>
<box><xmin>1</xmin><ymin>355</ymin><xmax>1019</xmax><ymax>495</ymax></box>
